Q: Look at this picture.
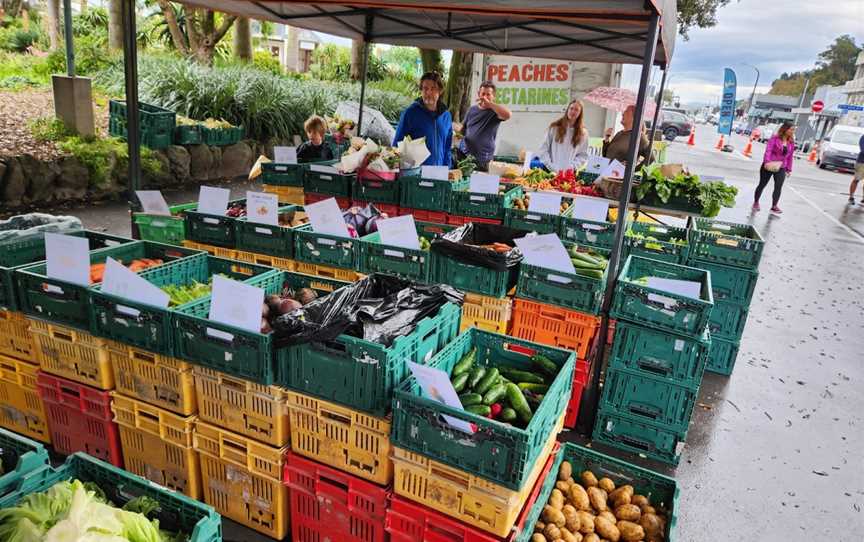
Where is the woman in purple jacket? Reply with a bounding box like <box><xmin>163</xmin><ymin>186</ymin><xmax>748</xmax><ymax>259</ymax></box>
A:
<box><xmin>754</xmin><ymin>122</ymin><xmax>795</xmax><ymax>213</ymax></box>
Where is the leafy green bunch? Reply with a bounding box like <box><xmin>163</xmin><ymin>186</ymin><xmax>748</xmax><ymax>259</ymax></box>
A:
<box><xmin>636</xmin><ymin>164</ymin><xmax>738</xmax><ymax>217</ymax></box>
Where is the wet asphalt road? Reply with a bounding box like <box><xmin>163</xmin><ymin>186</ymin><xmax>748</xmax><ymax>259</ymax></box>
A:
<box><xmin>16</xmin><ymin>128</ymin><xmax>864</xmax><ymax>540</ymax></box>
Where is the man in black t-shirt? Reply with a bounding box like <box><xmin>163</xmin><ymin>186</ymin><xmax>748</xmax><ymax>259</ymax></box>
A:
<box><xmin>456</xmin><ymin>81</ymin><xmax>512</xmax><ymax>171</ymax></box>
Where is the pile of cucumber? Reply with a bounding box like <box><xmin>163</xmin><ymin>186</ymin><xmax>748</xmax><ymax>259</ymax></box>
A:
<box><xmin>449</xmin><ymin>348</ymin><xmax>559</xmax><ymax>428</ymax></box>
<box><xmin>568</xmin><ymin>245</ymin><xmax>609</xmax><ymax>279</ymax></box>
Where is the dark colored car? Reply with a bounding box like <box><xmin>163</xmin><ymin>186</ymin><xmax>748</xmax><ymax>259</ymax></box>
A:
<box><xmin>652</xmin><ymin>110</ymin><xmax>693</xmax><ymax>141</ymax></box>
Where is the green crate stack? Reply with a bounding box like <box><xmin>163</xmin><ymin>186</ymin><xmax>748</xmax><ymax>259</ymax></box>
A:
<box><xmin>183</xmin><ymin>198</ymin><xmax>246</xmax><ymax>248</ymax></box>
<box><xmin>503</xmin><ymin>195</ymin><xmax>574</xmax><ymax>234</ymax></box>
<box><xmin>515</xmin><ymin>242</ymin><xmax>609</xmax><ymax>315</ymax></box>
<box><xmin>687</xmin><ymin>218</ymin><xmax>763</xmax><ymax>376</ymax></box>
<box><xmin>0</xmin><ymin>427</ymin><xmax>50</xmax><ymax>503</ymax></box>
<box><xmin>557</xmin><ymin>209</ymin><xmax>620</xmax><ymax>249</ymax></box>
<box><xmin>449</xmin><ymin>180</ymin><xmax>523</xmax><ymax>221</ymax></box>
<box><xmin>134</xmin><ymin>202</ymin><xmax>198</xmax><ymax>246</ymax></box>
<box><xmin>303</xmin><ymin>160</ymin><xmax>355</xmax><ymax>197</ymax></box>
<box><xmin>108</xmin><ymin>100</ymin><xmax>176</xmax><ymax>150</ymax></box>
<box><xmin>623</xmin><ymin>220</ymin><xmax>690</xmax><ymax>264</ymax></box>
<box><xmin>400</xmin><ymin>173</ymin><xmax>458</xmax><ymax>213</ymax></box>
<box><xmin>235</xmin><ymin>205</ymin><xmax>305</xmax><ymax>259</ymax></box>
<box><xmin>595</xmin><ymin>255</ymin><xmax>714</xmax><ymax>465</ymax></box>
<box><xmin>201</xmin><ymin>125</ymin><xmax>244</xmax><ymax>146</ymax></box>
<box><xmin>358</xmin><ymin>221</ymin><xmax>454</xmax><ymax>283</ymax></box>
<box><xmin>352</xmin><ymin>173</ymin><xmax>401</xmax><ymax>205</ymax></box>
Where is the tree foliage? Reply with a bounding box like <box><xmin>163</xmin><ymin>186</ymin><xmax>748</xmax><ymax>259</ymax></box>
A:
<box><xmin>769</xmin><ymin>35</ymin><xmax>861</xmax><ymax>96</ymax></box>
<box><xmin>676</xmin><ymin>0</ymin><xmax>733</xmax><ymax>38</ymax></box>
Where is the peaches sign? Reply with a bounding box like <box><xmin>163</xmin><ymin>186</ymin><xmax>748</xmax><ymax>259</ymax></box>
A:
<box><xmin>486</xmin><ymin>59</ymin><xmax>572</xmax><ymax>111</ymax></box>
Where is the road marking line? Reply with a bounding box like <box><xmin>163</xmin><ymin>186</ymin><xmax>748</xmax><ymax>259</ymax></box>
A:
<box><xmin>789</xmin><ymin>186</ymin><xmax>864</xmax><ymax>243</ymax></box>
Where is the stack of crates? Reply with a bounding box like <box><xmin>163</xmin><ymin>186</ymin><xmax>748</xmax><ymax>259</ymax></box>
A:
<box><xmin>595</xmin><ymin>255</ymin><xmax>714</xmax><ymax>465</ymax></box>
<box><xmin>108</xmin><ymin>100</ymin><xmax>176</xmax><ymax>150</ymax></box>
<box><xmin>687</xmin><ymin>218</ymin><xmax>764</xmax><ymax>375</ymax></box>
<box><xmin>261</xmin><ymin>162</ymin><xmax>307</xmax><ymax>205</ymax></box>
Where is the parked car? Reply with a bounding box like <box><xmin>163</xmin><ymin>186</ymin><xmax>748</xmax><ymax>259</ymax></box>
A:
<box><xmin>756</xmin><ymin>124</ymin><xmax>779</xmax><ymax>143</ymax></box>
<box><xmin>651</xmin><ymin>109</ymin><xmax>693</xmax><ymax>141</ymax></box>
<box><xmin>733</xmin><ymin>122</ymin><xmax>746</xmax><ymax>134</ymax></box>
<box><xmin>818</xmin><ymin>125</ymin><xmax>864</xmax><ymax>171</ymax></box>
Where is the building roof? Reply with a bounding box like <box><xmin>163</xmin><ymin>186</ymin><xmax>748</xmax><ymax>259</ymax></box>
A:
<box><xmin>770</xmin><ymin>110</ymin><xmax>795</xmax><ymax>121</ymax></box>
<box><xmin>754</xmin><ymin>94</ymin><xmax>799</xmax><ymax>108</ymax></box>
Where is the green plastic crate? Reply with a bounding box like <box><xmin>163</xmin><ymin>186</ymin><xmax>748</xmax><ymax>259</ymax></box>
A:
<box><xmin>0</xmin><ymin>427</ymin><xmax>50</xmax><ymax>503</ymax></box>
<box><xmin>90</xmin><ymin>255</ymin><xmax>272</xmax><ymax>356</ymax></box>
<box><xmin>280</xmin><ymin>301</ymin><xmax>461</xmax><ymax>416</ymax></box>
<box><xmin>599</xmin><ymin>367</ymin><xmax>698</xmax><ymax>434</ymax></box>
<box><xmin>593</xmin><ymin>408</ymin><xmax>685</xmax><ymax>466</ymax></box>
<box><xmin>201</xmin><ymin>125</ymin><xmax>244</xmax><ymax>146</ymax></box>
<box><xmin>0</xmin><ymin>230</ymin><xmax>132</xmax><ymax>311</ymax></box>
<box><xmin>174</xmin><ymin>124</ymin><xmax>202</xmax><ymax>145</ymax></box>
<box><xmin>705</xmin><ymin>336</ymin><xmax>740</xmax><ymax>376</ymax></box>
<box><xmin>689</xmin><ymin>259</ymin><xmax>759</xmax><ymax>305</ymax></box>
<box><xmin>400</xmin><ymin>175</ymin><xmax>456</xmax><ymax>212</ymax></box>
<box><xmin>134</xmin><ymin>202</ymin><xmax>198</xmax><ymax>246</ymax></box>
<box><xmin>303</xmin><ymin>160</ymin><xmax>354</xmax><ymax>197</ymax></box>
<box><xmin>503</xmin><ymin>197</ymin><xmax>573</xmax><ymax>235</ymax></box>
<box><xmin>183</xmin><ymin>198</ymin><xmax>245</xmax><ymax>248</ymax></box>
<box><xmin>352</xmin><ymin>174</ymin><xmax>401</xmax><ymax>205</ymax></box>
<box><xmin>578</xmin><ymin>171</ymin><xmax>600</xmax><ymax>184</ymax></box>
<box><xmin>493</xmin><ymin>154</ymin><xmax>521</xmax><ymax>164</ymax></box>
<box><xmin>707</xmin><ymin>299</ymin><xmax>749</xmax><ymax>341</ymax></box>
<box><xmin>358</xmin><ymin>221</ymin><xmax>454</xmax><ymax>283</ymax></box>
<box><xmin>690</xmin><ymin>218</ymin><xmax>765</xmax><ymax>270</ymax></box>
<box><xmin>516</xmin><ymin>442</ymin><xmax>679</xmax><ymax>542</ymax></box>
<box><xmin>15</xmin><ymin>240</ymin><xmax>201</xmax><ymax>331</ymax></box>
<box><xmin>515</xmin><ymin>243</ymin><xmax>609</xmax><ymax>315</ymax></box>
<box><xmin>431</xmin><ymin>251</ymin><xmax>517</xmax><ymax>298</ymax></box>
<box><xmin>235</xmin><ymin>205</ymin><xmax>305</xmax><ymax>259</ymax></box>
<box><xmin>173</xmin><ymin>269</ymin><xmax>284</xmax><ymax>385</ymax></box>
<box><xmin>108</xmin><ymin>100</ymin><xmax>176</xmax><ymax>150</ymax></box>
<box><xmin>449</xmin><ymin>180</ymin><xmax>523</xmax><ymax>220</ymax></box>
<box><xmin>558</xmin><ymin>213</ymin><xmax>619</xmax><ymax>249</ymax></box>
<box><xmin>392</xmin><ymin>328</ymin><xmax>575</xmax><ymax>490</ymax></box>
<box><xmin>610</xmin><ymin>256</ymin><xmax>714</xmax><ymax>339</ymax></box>
<box><xmin>0</xmin><ymin>452</ymin><xmax>222</xmax><ymax>540</ymax></box>
<box><xmin>624</xmin><ymin>221</ymin><xmax>689</xmax><ymax>264</ymax></box>
<box><xmin>608</xmin><ymin>321</ymin><xmax>710</xmax><ymax>389</ymax></box>
<box><xmin>262</xmin><ymin>162</ymin><xmax>307</xmax><ymax>187</ymax></box>
<box><xmin>293</xmin><ymin>224</ymin><xmax>360</xmax><ymax>269</ymax></box>
<box><xmin>281</xmin><ymin>270</ymin><xmax>351</xmax><ymax>297</ymax></box>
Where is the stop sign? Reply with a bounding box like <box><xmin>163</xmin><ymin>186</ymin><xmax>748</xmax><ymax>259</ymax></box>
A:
<box><xmin>812</xmin><ymin>100</ymin><xmax>824</xmax><ymax>113</ymax></box>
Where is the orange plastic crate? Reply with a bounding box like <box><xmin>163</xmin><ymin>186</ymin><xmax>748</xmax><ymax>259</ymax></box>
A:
<box><xmin>234</xmin><ymin>250</ymin><xmax>296</xmax><ymax>270</ymax></box>
<box><xmin>0</xmin><ymin>310</ymin><xmax>37</xmax><ymax>363</ymax></box>
<box><xmin>510</xmin><ymin>298</ymin><xmax>601</xmax><ymax>359</ymax></box>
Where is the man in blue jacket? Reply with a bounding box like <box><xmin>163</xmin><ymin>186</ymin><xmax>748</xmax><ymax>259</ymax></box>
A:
<box><xmin>393</xmin><ymin>72</ymin><xmax>453</xmax><ymax>167</ymax></box>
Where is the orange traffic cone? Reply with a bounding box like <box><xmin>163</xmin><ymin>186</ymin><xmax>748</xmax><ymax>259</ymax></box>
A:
<box><xmin>687</xmin><ymin>130</ymin><xmax>695</xmax><ymax>146</ymax></box>
<box><xmin>715</xmin><ymin>135</ymin><xmax>724</xmax><ymax>150</ymax></box>
<box><xmin>742</xmin><ymin>138</ymin><xmax>753</xmax><ymax>158</ymax></box>
<box><xmin>808</xmin><ymin>147</ymin><xmax>817</xmax><ymax>162</ymax></box>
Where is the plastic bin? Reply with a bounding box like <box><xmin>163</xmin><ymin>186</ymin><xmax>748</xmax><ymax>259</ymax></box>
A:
<box><xmin>558</xmin><ymin>212</ymin><xmax>619</xmax><ymax>249</ymax></box>
<box><xmin>286</xmin><ymin>390</ymin><xmax>392</xmax><ymax>485</ymax></box>
<box><xmin>195</xmin><ymin>420</ymin><xmax>289</xmax><ymax>539</ymax></box>
<box><xmin>400</xmin><ymin>174</ymin><xmax>457</xmax><ymax>212</ymax></box>
<box><xmin>0</xmin><ymin>426</ymin><xmax>50</xmax><ymax>502</ymax></box>
<box><xmin>181</xmin><ymin>240</ymin><xmax>238</xmax><ymax>259</ymax></box>
<box><xmin>305</xmin><ymin>191</ymin><xmax>351</xmax><ymax>209</ymax></box>
<box><xmin>353</xmin><ymin>174</ymin><xmax>401</xmax><ymax>205</ymax></box>
<box><xmin>37</xmin><ymin>372</ymin><xmax>123</xmax><ymax>467</ymax></box>
<box><xmin>352</xmin><ymin>199</ymin><xmax>400</xmax><ymax>218</ymax></box>
<box><xmin>592</xmin><ymin>408</ymin><xmax>685</xmax><ymax>466</ymax></box>
<box><xmin>108</xmin><ymin>100</ymin><xmax>176</xmax><ymax>149</ymax></box>
<box><xmin>624</xmin><ymin>221</ymin><xmax>689</xmax><ymax>264</ymax></box>
<box><xmin>450</xmin><ymin>181</ymin><xmax>523</xmax><ymax>220</ymax></box>
<box><xmin>201</xmin><ymin>125</ymin><xmax>244</xmax><ymax>146</ymax></box>
<box><xmin>303</xmin><ymin>160</ymin><xmax>355</xmax><ymax>197</ymax></box>
<box><xmin>445</xmin><ymin>214</ymin><xmax>503</xmax><ymax>226</ymax></box>
<box><xmin>431</xmin><ymin>249</ymin><xmax>518</xmax><ymax>298</ymax></box>
<box><xmin>134</xmin><ymin>202</ymin><xmax>198</xmax><ymax>246</ymax></box>
<box><xmin>0</xmin><ymin>309</ymin><xmax>37</xmax><ymax>363</ymax></box>
<box><xmin>31</xmin><ymin>319</ymin><xmax>116</xmax><ymax>390</ymax></box>
<box><xmin>509</xmin><ymin>298</ymin><xmax>602</xmax><ymax>360</ymax></box>
<box><xmin>398</xmin><ymin>207</ymin><xmax>449</xmax><ymax>224</ymax></box>
<box><xmin>293</xmin><ymin>260</ymin><xmax>363</xmax><ymax>282</ymax></box>
<box><xmin>234</xmin><ymin>249</ymin><xmax>295</xmax><ymax>270</ymax></box>
<box><xmin>281</xmin><ymin>301</ymin><xmax>460</xmax><ymax>416</ymax></box>
<box><xmin>285</xmin><ymin>451</ymin><xmax>389</xmax><ymax>542</ymax></box>
<box><xmin>598</xmin><ymin>367</ymin><xmax>699</xmax><ymax>434</ymax></box>
<box><xmin>459</xmin><ymin>292</ymin><xmax>512</xmax><ymax>334</ymax></box>
<box><xmin>0</xmin><ymin>355</ymin><xmax>51</xmax><ymax>442</ymax></box>
<box><xmin>516</xmin><ymin>243</ymin><xmax>609</xmax><ymax>315</ymax></box>
<box><xmin>112</xmin><ymin>392</ymin><xmax>200</xmax><ymax>499</ymax></box>
<box><xmin>235</xmin><ymin>205</ymin><xmax>306</xmax><ymax>259</ymax></box>
<box><xmin>293</xmin><ymin>223</ymin><xmax>362</xmax><ymax>269</ymax></box>
<box><xmin>689</xmin><ymin>259</ymin><xmax>759</xmax><ymax>305</ymax></box>
<box><xmin>563</xmin><ymin>358</ymin><xmax>591</xmax><ymax>429</ymax></box>
<box><xmin>262</xmin><ymin>162</ymin><xmax>306</xmax><ymax>186</ymax></box>
<box><xmin>708</xmin><ymin>299</ymin><xmax>750</xmax><ymax>341</ymax></box>
<box><xmin>690</xmin><ymin>218</ymin><xmax>765</xmax><ymax>270</ymax></box>
<box><xmin>705</xmin><ymin>336</ymin><xmax>740</xmax><ymax>376</ymax></box>
<box><xmin>359</xmin><ymin>220</ymin><xmax>454</xmax><ymax>282</ymax></box>
<box><xmin>263</xmin><ymin>184</ymin><xmax>305</xmax><ymax>205</ymax></box>
<box><xmin>503</xmin><ymin>196</ymin><xmax>573</xmax><ymax>234</ymax></box>
<box><xmin>392</xmin><ymin>328</ymin><xmax>575</xmax><ymax>490</ymax></box>
<box><xmin>174</xmin><ymin>124</ymin><xmax>202</xmax><ymax>145</ymax></box>
<box><xmin>107</xmin><ymin>344</ymin><xmax>197</xmax><ymax>416</ymax></box>
<box><xmin>183</xmin><ymin>198</ymin><xmax>246</xmax><ymax>248</ymax></box>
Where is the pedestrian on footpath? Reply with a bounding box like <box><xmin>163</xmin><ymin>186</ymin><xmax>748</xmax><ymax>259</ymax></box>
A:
<box><xmin>753</xmin><ymin>121</ymin><xmax>795</xmax><ymax>214</ymax></box>
<box><xmin>848</xmin><ymin>133</ymin><xmax>864</xmax><ymax>205</ymax></box>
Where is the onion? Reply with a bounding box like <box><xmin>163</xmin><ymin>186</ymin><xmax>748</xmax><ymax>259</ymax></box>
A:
<box><xmin>278</xmin><ymin>298</ymin><xmax>303</xmax><ymax>315</ymax></box>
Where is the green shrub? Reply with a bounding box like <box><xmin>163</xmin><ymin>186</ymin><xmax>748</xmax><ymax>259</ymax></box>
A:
<box><xmin>29</xmin><ymin>117</ymin><xmax>72</xmax><ymax>142</ymax></box>
<box><xmin>252</xmin><ymin>50</ymin><xmax>282</xmax><ymax>75</ymax></box>
<box><xmin>57</xmin><ymin>135</ymin><xmax>163</xmax><ymax>189</ymax></box>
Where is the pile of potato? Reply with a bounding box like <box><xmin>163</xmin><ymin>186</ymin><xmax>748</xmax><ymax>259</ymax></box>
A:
<box><xmin>532</xmin><ymin>460</ymin><xmax>668</xmax><ymax>542</ymax></box>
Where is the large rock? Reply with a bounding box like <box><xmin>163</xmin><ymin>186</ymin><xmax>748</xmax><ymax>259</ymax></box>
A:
<box><xmin>1</xmin><ymin>157</ymin><xmax>27</xmax><ymax>206</ymax></box>
<box><xmin>143</xmin><ymin>152</ymin><xmax>173</xmax><ymax>188</ymax></box>
<box><xmin>220</xmin><ymin>142</ymin><xmax>254</xmax><ymax>179</ymax></box>
<box><xmin>19</xmin><ymin>155</ymin><xmax>61</xmax><ymax>202</ymax></box>
<box><xmin>188</xmin><ymin>145</ymin><xmax>214</xmax><ymax>180</ymax></box>
<box><xmin>55</xmin><ymin>156</ymin><xmax>90</xmax><ymax>201</ymax></box>
<box><xmin>209</xmin><ymin>146</ymin><xmax>223</xmax><ymax>179</ymax></box>
<box><xmin>163</xmin><ymin>145</ymin><xmax>191</xmax><ymax>183</ymax></box>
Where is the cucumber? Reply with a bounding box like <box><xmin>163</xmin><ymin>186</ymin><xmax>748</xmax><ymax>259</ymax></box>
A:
<box><xmin>500</xmin><ymin>368</ymin><xmax>545</xmax><ymax>384</ymax></box>
<box><xmin>499</xmin><ymin>408</ymin><xmax>517</xmax><ymax>423</ymax></box>
<box><xmin>483</xmin><ymin>384</ymin><xmax>507</xmax><ymax>405</ymax></box>
<box><xmin>475</xmin><ymin>367</ymin><xmax>500</xmax><ymax>395</ymax></box>
<box><xmin>518</xmin><ymin>382</ymin><xmax>550</xmax><ymax>394</ymax></box>
<box><xmin>465</xmin><ymin>404</ymin><xmax>491</xmax><ymax>416</ymax></box>
<box><xmin>505</xmin><ymin>382</ymin><xmax>532</xmax><ymax>422</ymax></box>
<box><xmin>452</xmin><ymin>372</ymin><xmax>469</xmax><ymax>393</ymax></box>
<box><xmin>571</xmin><ymin>251</ymin><xmax>602</xmax><ymax>266</ymax></box>
<box><xmin>531</xmin><ymin>354</ymin><xmax>558</xmax><ymax>377</ymax></box>
<box><xmin>452</xmin><ymin>349</ymin><xmax>476</xmax><ymax>376</ymax></box>
<box><xmin>459</xmin><ymin>392</ymin><xmax>483</xmax><ymax>406</ymax></box>
<box><xmin>573</xmin><ymin>268</ymin><xmax>604</xmax><ymax>279</ymax></box>
<box><xmin>467</xmin><ymin>366</ymin><xmax>486</xmax><ymax>389</ymax></box>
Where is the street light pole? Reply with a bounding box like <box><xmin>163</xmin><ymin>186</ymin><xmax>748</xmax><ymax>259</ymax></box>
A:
<box><xmin>742</xmin><ymin>63</ymin><xmax>760</xmax><ymax>115</ymax></box>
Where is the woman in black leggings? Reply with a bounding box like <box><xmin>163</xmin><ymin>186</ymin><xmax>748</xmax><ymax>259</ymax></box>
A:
<box><xmin>753</xmin><ymin>122</ymin><xmax>794</xmax><ymax>214</ymax></box>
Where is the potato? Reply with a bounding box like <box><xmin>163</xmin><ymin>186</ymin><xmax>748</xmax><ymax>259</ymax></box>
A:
<box><xmin>598</xmin><ymin>511</ymin><xmax>617</xmax><ymax>524</ymax></box>
<box><xmin>557</xmin><ymin>480</ymin><xmax>572</xmax><ymax>493</ymax></box>
<box><xmin>583</xmin><ymin>534</ymin><xmax>600</xmax><ymax>542</ymax></box>
<box><xmin>630</xmin><ymin>494</ymin><xmax>649</xmax><ymax>508</ymax></box>
<box><xmin>531</xmin><ymin>534</ymin><xmax>547</xmax><ymax>542</ymax></box>
<box><xmin>576</xmin><ymin>511</ymin><xmax>595</xmax><ymax>534</ymax></box>
<box><xmin>560</xmin><ymin>527</ymin><xmax>581</xmax><ymax>542</ymax></box>
<box><xmin>641</xmin><ymin>505</ymin><xmax>657</xmax><ymax>515</ymax></box>
<box><xmin>614</xmin><ymin>504</ymin><xmax>641</xmax><ymax>522</ymax></box>
<box><xmin>594</xmin><ymin>516</ymin><xmax>621</xmax><ymax>542</ymax></box>
<box><xmin>542</xmin><ymin>505</ymin><xmax>566</xmax><ymax>528</ymax></box>
<box><xmin>609</xmin><ymin>485</ymin><xmax>633</xmax><ymax>508</ymax></box>
<box><xmin>568</xmin><ymin>484</ymin><xmax>591</xmax><ymax>511</ymax></box>
<box><xmin>534</xmin><ymin>521</ymin><xmax>545</xmax><ymax>533</ymax></box>
<box><xmin>581</xmin><ymin>471</ymin><xmax>599</xmax><ymax>488</ymax></box>
<box><xmin>616</xmin><ymin>521</ymin><xmax>645</xmax><ymax>542</ymax></box>
<box><xmin>587</xmin><ymin>487</ymin><xmax>608</xmax><ymax>512</ymax></box>
<box><xmin>563</xmin><ymin>505</ymin><xmax>580</xmax><ymax>532</ymax></box>
<box><xmin>598</xmin><ymin>477</ymin><xmax>615</xmax><ymax>493</ymax></box>
<box><xmin>640</xmin><ymin>513</ymin><xmax>663</xmax><ymax>537</ymax></box>
<box><xmin>550</xmin><ymin>489</ymin><xmax>565</xmax><ymax>510</ymax></box>
<box><xmin>559</xmin><ymin>461</ymin><xmax>573</xmax><ymax>481</ymax></box>
<box><xmin>543</xmin><ymin>523</ymin><xmax>561</xmax><ymax>540</ymax></box>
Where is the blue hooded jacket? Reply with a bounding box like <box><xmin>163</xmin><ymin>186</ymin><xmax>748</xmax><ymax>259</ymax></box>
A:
<box><xmin>393</xmin><ymin>99</ymin><xmax>453</xmax><ymax>167</ymax></box>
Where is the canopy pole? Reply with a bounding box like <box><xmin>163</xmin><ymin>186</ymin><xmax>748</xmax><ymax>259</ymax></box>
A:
<box><xmin>576</xmin><ymin>12</ymin><xmax>660</xmax><ymax>436</ymax></box>
<box><xmin>62</xmin><ymin>0</ymin><xmax>74</xmax><ymax>76</ymax></box>
<box><xmin>121</xmin><ymin>0</ymin><xmax>142</xmax><ymax>238</ymax></box>
<box><xmin>647</xmin><ymin>67</ymin><xmax>666</xmax><ymax>144</ymax></box>
<box><xmin>356</xmin><ymin>14</ymin><xmax>373</xmax><ymax>136</ymax></box>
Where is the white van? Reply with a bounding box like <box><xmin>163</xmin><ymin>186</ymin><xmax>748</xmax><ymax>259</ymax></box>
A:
<box><xmin>818</xmin><ymin>125</ymin><xmax>864</xmax><ymax>171</ymax></box>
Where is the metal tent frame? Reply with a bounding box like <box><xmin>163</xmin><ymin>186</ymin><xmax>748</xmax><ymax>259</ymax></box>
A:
<box><xmin>119</xmin><ymin>0</ymin><xmax>676</xmax><ymax>434</ymax></box>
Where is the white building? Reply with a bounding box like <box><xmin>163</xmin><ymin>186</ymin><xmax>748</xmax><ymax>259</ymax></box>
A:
<box><xmin>840</xmin><ymin>51</ymin><xmax>864</xmax><ymax>127</ymax></box>
<box><xmin>252</xmin><ymin>22</ymin><xmax>321</xmax><ymax>73</ymax></box>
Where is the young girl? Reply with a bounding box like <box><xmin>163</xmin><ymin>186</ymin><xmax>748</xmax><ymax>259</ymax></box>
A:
<box><xmin>533</xmin><ymin>99</ymin><xmax>590</xmax><ymax>172</ymax></box>
<box><xmin>297</xmin><ymin>115</ymin><xmax>334</xmax><ymax>163</ymax></box>
<box><xmin>754</xmin><ymin>122</ymin><xmax>795</xmax><ymax>214</ymax></box>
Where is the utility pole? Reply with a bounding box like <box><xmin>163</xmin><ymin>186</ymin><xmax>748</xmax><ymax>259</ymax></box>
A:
<box><xmin>798</xmin><ymin>76</ymin><xmax>811</xmax><ymax>107</ymax></box>
<box><xmin>742</xmin><ymin>63</ymin><xmax>759</xmax><ymax>126</ymax></box>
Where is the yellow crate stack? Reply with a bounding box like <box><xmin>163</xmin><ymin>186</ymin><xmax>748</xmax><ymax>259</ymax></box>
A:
<box><xmin>107</xmin><ymin>344</ymin><xmax>197</xmax><ymax>416</ymax></box>
<box><xmin>0</xmin><ymin>353</ymin><xmax>50</xmax><ymax>443</ymax></box>
<box><xmin>30</xmin><ymin>319</ymin><xmax>116</xmax><ymax>390</ymax></box>
<box><xmin>459</xmin><ymin>292</ymin><xmax>513</xmax><ymax>334</ymax></box>
<box><xmin>0</xmin><ymin>308</ymin><xmax>38</xmax><ymax>363</ymax></box>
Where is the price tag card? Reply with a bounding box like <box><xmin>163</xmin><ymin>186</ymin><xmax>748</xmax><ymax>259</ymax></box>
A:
<box><xmin>515</xmin><ymin>233</ymin><xmax>575</xmax><ymax>274</ymax></box>
<box><xmin>586</xmin><ymin>155</ymin><xmax>610</xmax><ymax>175</ymax></box>
<box><xmin>246</xmin><ymin>191</ymin><xmax>279</xmax><ymax>226</ymax></box>
<box><xmin>135</xmin><ymin>190</ymin><xmax>171</xmax><ymax>216</ymax></box>
<box><xmin>45</xmin><ymin>233</ymin><xmax>90</xmax><ymax>286</ymax></box>
<box><xmin>309</xmin><ymin>164</ymin><xmax>339</xmax><ymax>174</ymax></box>
<box><xmin>571</xmin><ymin>196</ymin><xmax>609</xmax><ymax>222</ymax></box>
<box><xmin>647</xmin><ymin>277</ymin><xmax>702</xmax><ymax>300</ymax></box>
<box><xmin>208</xmin><ymin>275</ymin><xmax>265</xmax><ymax>333</ymax></box>
<box><xmin>469</xmin><ymin>172</ymin><xmax>500</xmax><ymax>194</ymax></box>
<box><xmin>407</xmin><ymin>361</ymin><xmax>474</xmax><ymax>434</ymax></box>
<box><xmin>522</xmin><ymin>150</ymin><xmax>534</xmax><ymax>173</ymax></box>
<box><xmin>101</xmin><ymin>257</ymin><xmax>169</xmax><ymax>308</ymax></box>
<box><xmin>273</xmin><ymin>146</ymin><xmax>297</xmax><ymax>164</ymax></box>
<box><xmin>197</xmin><ymin>186</ymin><xmax>230</xmax><ymax>215</ymax></box>
<box><xmin>421</xmin><ymin>165</ymin><xmax>449</xmax><ymax>180</ymax></box>
<box><xmin>600</xmin><ymin>159</ymin><xmax>626</xmax><ymax>179</ymax></box>
<box><xmin>305</xmin><ymin>197</ymin><xmax>350</xmax><ymax>237</ymax></box>
<box><xmin>377</xmin><ymin>215</ymin><xmax>421</xmax><ymax>250</ymax></box>
<box><xmin>528</xmin><ymin>192</ymin><xmax>562</xmax><ymax>215</ymax></box>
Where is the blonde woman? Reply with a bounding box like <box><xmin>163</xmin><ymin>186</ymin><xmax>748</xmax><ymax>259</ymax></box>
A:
<box><xmin>533</xmin><ymin>99</ymin><xmax>589</xmax><ymax>172</ymax></box>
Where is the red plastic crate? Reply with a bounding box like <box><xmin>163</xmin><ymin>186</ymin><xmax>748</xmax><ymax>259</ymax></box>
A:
<box><xmin>305</xmin><ymin>192</ymin><xmax>350</xmax><ymax>209</ymax></box>
<box><xmin>353</xmin><ymin>200</ymin><xmax>400</xmax><ymax>217</ymax></box>
<box><xmin>386</xmin><ymin>443</ymin><xmax>558</xmax><ymax>542</ymax></box>
<box><xmin>564</xmin><ymin>359</ymin><xmax>591</xmax><ymax>429</ymax></box>
<box><xmin>398</xmin><ymin>207</ymin><xmax>449</xmax><ymax>224</ymax></box>
<box><xmin>446</xmin><ymin>214</ymin><xmax>502</xmax><ymax>227</ymax></box>
<box><xmin>36</xmin><ymin>372</ymin><xmax>122</xmax><ymax>466</ymax></box>
<box><xmin>284</xmin><ymin>451</ymin><xmax>389</xmax><ymax>542</ymax></box>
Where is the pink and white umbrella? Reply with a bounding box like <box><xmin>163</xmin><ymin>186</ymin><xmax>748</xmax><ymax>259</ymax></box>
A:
<box><xmin>582</xmin><ymin>86</ymin><xmax>657</xmax><ymax>118</ymax></box>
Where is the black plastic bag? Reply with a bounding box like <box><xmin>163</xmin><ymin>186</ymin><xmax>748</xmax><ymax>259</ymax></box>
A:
<box><xmin>272</xmin><ymin>274</ymin><xmax>463</xmax><ymax>348</ymax></box>
<box><xmin>430</xmin><ymin>222</ymin><xmax>525</xmax><ymax>271</ymax></box>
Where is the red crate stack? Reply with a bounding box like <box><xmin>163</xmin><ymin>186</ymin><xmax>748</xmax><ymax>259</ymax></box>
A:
<box><xmin>305</xmin><ymin>192</ymin><xmax>351</xmax><ymax>209</ymax></box>
<box><xmin>353</xmin><ymin>200</ymin><xmax>400</xmax><ymax>217</ymax></box>
<box><xmin>398</xmin><ymin>207</ymin><xmax>449</xmax><ymax>224</ymax></box>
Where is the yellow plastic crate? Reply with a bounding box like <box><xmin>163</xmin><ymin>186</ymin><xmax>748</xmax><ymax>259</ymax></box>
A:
<box><xmin>262</xmin><ymin>184</ymin><xmax>305</xmax><ymax>205</ymax></box>
<box><xmin>234</xmin><ymin>250</ymin><xmax>296</xmax><ymax>270</ymax></box>
<box><xmin>0</xmin><ymin>310</ymin><xmax>38</xmax><ymax>363</ymax></box>
<box><xmin>286</xmin><ymin>390</ymin><xmax>392</xmax><ymax>486</ymax></box>
<box><xmin>111</xmin><ymin>393</ymin><xmax>201</xmax><ymax>499</ymax></box>
<box><xmin>391</xmin><ymin>415</ymin><xmax>563</xmax><ymax>537</ymax></box>
<box><xmin>459</xmin><ymin>293</ymin><xmax>512</xmax><ymax>334</ymax></box>
<box><xmin>293</xmin><ymin>261</ymin><xmax>363</xmax><ymax>283</ymax></box>
<box><xmin>108</xmin><ymin>344</ymin><xmax>197</xmax><ymax>416</ymax></box>
<box><xmin>194</xmin><ymin>420</ymin><xmax>289</xmax><ymax>540</ymax></box>
<box><xmin>181</xmin><ymin>240</ymin><xmax>237</xmax><ymax>259</ymax></box>
<box><xmin>31</xmin><ymin>320</ymin><xmax>115</xmax><ymax>390</ymax></box>
<box><xmin>193</xmin><ymin>366</ymin><xmax>289</xmax><ymax>447</ymax></box>
<box><xmin>0</xmin><ymin>355</ymin><xmax>50</xmax><ymax>443</ymax></box>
